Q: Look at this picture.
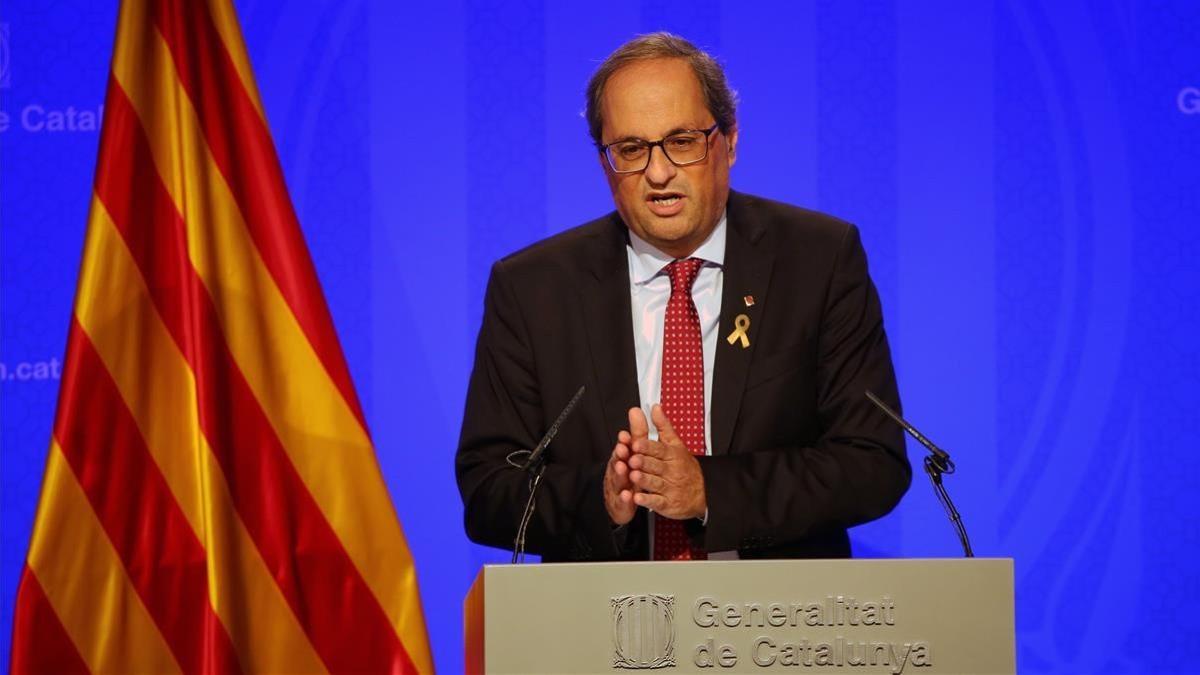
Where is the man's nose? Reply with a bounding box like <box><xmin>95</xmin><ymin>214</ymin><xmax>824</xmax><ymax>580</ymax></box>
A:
<box><xmin>643</xmin><ymin>145</ymin><xmax>677</xmax><ymax>185</ymax></box>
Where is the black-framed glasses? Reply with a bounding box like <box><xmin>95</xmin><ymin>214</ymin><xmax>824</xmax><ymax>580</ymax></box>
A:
<box><xmin>599</xmin><ymin>124</ymin><xmax>720</xmax><ymax>174</ymax></box>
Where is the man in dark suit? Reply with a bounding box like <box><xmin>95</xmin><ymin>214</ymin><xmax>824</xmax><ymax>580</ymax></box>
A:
<box><xmin>456</xmin><ymin>33</ymin><xmax>910</xmax><ymax>561</ymax></box>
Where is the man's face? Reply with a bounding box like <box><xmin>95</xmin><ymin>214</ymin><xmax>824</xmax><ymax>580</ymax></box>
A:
<box><xmin>598</xmin><ymin>58</ymin><xmax>737</xmax><ymax>258</ymax></box>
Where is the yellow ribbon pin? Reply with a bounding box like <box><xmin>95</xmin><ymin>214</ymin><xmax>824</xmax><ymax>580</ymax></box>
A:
<box><xmin>726</xmin><ymin>314</ymin><xmax>750</xmax><ymax>348</ymax></box>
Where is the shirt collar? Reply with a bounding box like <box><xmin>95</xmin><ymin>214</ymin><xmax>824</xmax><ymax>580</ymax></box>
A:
<box><xmin>627</xmin><ymin>210</ymin><xmax>728</xmax><ymax>285</ymax></box>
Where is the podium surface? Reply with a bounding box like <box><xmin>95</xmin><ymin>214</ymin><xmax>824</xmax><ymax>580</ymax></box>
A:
<box><xmin>466</xmin><ymin>558</ymin><xmax>1014</xmax><ymax>674</ymax></box>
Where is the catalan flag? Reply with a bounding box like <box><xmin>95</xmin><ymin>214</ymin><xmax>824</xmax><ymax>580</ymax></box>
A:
<box><xmin>9</xmin><ymin>1</ymin><xmax>432</xmax><ymax>672</ymax></box>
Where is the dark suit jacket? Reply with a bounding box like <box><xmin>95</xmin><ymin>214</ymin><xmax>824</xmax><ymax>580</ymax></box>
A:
<box><xmin>456</xmin><ymin>191</ymin><xmax>910</xmax><ymax>561</ymax></box>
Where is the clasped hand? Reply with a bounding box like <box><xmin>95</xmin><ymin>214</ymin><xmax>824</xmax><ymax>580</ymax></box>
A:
<box><xmin>604</xmin><ymin>404</ymin><xmax>707</xmax><ymax>525</ymax></box>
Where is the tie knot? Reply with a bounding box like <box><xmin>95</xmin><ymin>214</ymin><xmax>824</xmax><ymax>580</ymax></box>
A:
<box><xmin>666</xmin><ymin>258</ymin><xmax>704</xmax><ymax>295</ymax></box>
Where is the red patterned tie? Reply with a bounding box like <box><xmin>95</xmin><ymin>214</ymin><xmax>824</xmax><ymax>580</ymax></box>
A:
<box><xmin>653</xmin><ymin>258</ymin><xmax>707</xmax><ymax>561</ymax></box>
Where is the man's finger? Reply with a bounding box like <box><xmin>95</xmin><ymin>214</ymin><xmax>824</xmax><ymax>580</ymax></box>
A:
<box><xmin>633</xmin><ymin>492</ymin><xmax>668</xmax><ymax>512</ymax></box>
<box><xmin>609</xmin><ymin>442</ymin><xmax>630</xmax><ymax>468</ymax></box>
<box><xmin>628</xmin><ymin>453</ymin><xmax>665</xmax><ymax>476</ymax></box>
<box><xmin>631</xmin><ymin>437</ymin><xmax>670</xmax><ymax>460</ymax></box>
<box><xmin>607</xmin><ymin>444</ymin><xmax>631</xmax><ymax>486</ymax></box>
<box><xmin>629</xmin><ymin>470</ymin><xmax>666</xmax><ymax>494</ymax></box>
<box><xmin>651</xmin><ymin>404</ymin><xmax>683</xmax><ymax>447</ymax></box>
<box><xmin>628</xmin><ymin>406</ymin><xmax>649</xmax><ymax>441</ymax></box>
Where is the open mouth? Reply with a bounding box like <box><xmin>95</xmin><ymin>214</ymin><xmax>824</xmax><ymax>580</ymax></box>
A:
<box><xmin>646</xmin><ymin>192</ymin><xmax>685</xmax><ymax>215</ymax></box>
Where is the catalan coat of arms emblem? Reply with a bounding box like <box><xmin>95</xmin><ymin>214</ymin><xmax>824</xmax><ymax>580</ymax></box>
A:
<box><xmin>611</xmin><ymin>594</ymin><xmax>676</xmax><ymax>669</ymax></box>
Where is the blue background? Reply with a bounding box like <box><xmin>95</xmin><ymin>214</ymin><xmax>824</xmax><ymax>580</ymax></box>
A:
<box><xmin>2</xmin><ymin>1</ymin><xmax>1197</xmax><ymax>673</ymax></box>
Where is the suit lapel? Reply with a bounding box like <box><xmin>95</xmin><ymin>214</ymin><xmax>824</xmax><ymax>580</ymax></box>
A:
<box><xmin>581</xmin><ymin>215</ymin><xmax>641</xmax><ymax>448</ymax></box>
<box><xmin>711</xmin><ymin>192</ymin><xmax>773</xmax><ymax>456</ymax></box>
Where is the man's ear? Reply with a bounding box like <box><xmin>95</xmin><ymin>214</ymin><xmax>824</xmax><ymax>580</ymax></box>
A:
<box><xmin>725</xmin><ymin>127</ymin><xmax>739</xmax><ymax>167</ymax></box>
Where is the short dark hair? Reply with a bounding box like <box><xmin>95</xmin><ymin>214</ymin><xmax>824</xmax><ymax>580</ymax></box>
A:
<box><xmin>585</xmin><ymin>32</ymin><xmax>738</xmax><ymax>147</ymax></box>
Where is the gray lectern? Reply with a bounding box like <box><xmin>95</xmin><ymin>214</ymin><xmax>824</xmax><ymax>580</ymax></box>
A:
<box><xmin>465</xmin><ymin>558</ymin><xmax>1014</xmax><ymax>674</ymax></box>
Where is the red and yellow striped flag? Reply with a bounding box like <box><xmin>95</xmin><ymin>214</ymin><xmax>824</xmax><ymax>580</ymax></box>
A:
<box><xmin>9</xmin><ymin>1</ymin><xmax>432</xmax><ymax>672</ymax></box>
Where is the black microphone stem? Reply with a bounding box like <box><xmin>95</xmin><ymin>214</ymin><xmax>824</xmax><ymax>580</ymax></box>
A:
<box><xmin>924</xmin><ymin>456</ymin><xmax>974</xmax><ymax>557</ymax></box>
<box><xmin>511</xmin><ymin>464</ymin><xmax>544</xmax><ymax>564</ymax></box>
<box><xmin>509</xmin><ymin>386</ymin><xmax>585</xmax><ymax>564</ymax></box>
<box><xmin>866</xmin><ymin>390</ymin><xmax>974</xmax><ymax>558</ymax></box>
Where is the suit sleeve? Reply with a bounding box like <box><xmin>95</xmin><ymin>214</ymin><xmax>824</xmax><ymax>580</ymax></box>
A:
<box><xmin>455</xmin><ymin>261</ymin><xmax>623</xmax><ymax>559</ymax></box>
<box><xmin>697</xmin><ymin>225</ymin><xmax>912</xmax><ymax>552</ymax></box>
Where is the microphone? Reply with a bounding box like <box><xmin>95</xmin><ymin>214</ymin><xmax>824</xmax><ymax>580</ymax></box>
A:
<box><xmin>865</xmin><ymin>390</ymin><xmax>974</xmax><ymax>557</ymax></box>
<box><xmin>509</xmin><ymin>385</ymin><xmax>586</xmax><ymax>563</ymax></box>
<box><xmin>864</xmin><ymin>390</ymin><xmax>952</xmax><ymax>472</ymax></box>
<box><xmin>523</xmin><ymin>385</ymin><xmax>586</xmax><ymax>471</ymax></box>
